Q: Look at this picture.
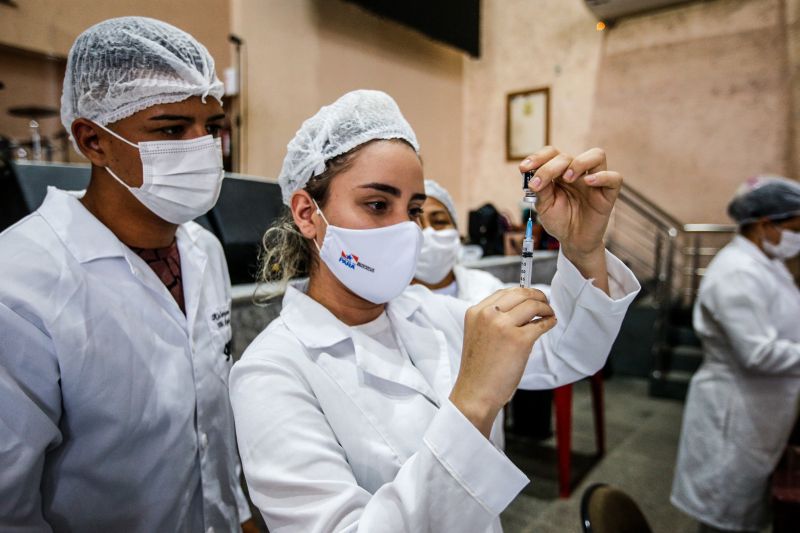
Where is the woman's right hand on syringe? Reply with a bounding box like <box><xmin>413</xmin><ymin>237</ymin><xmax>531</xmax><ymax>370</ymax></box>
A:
<box><xmin>449</xmin><ymin>287</ymin><xmax>556</xmax><ymax>438</ymax></box>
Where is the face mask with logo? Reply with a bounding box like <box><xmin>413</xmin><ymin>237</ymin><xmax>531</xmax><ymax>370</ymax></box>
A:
<box><xmin>97</xmin><ymin>123</ymin><xmax>225</xmax><ymax>224</ymax></box>
<box><xmin>763</xmin><ymin>227</ymin><xmax>800</xmax><ymax>259</ymax></box>
<box><xmin>414</xmin><ymin>227</ymin><xmax>461</xmax><ymax>284</ymax></box>
<box><xmin>313</xmin><ymin>201</ymin><xmax>422</xmax><ymax>304</ymax></box>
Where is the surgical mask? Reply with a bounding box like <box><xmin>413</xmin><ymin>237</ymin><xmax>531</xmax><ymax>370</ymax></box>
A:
<box><xmin>313</xmin><ymin>201</ymin><xmax>422</xmax><ymax>304</ymax></box>
<box><xmin>414</xmin><ymin>227</ymin><xmax>461</xmax><ymax>284</ymax></box>
<box><xmin>763</xmin><ymin>228</ymin><xmax>800</xmax><ymax>259</ymax></box>
<box><xmin>98</xmin><ymin>123</ymin><xmax>224</xmax><ymax>224</ymax></box>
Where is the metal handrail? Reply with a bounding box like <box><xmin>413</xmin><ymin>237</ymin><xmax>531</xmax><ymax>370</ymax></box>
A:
<box><xmin>620</xmin><ymin>183</ymin><xmax>683</xmax><ymax>228</ymax></box>
<box><xmin>683</xmin><ymin>223</ymin><xmax>737</xmax><ymax>233</ymax></box>
<box><xmin>609</xmin><ymin>184</ymin><xmax>737</xmax><ymax>384</ymax></box>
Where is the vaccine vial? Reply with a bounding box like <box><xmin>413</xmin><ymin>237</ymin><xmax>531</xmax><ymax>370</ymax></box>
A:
<box><xmin>522</xmin><ymin>170</ymin><xmax>537</xmax><ymax>203</ymax></box>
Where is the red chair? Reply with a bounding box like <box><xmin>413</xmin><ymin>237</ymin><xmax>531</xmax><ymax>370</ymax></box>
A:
<box><xmin>553</xmin><ymin>371</ymin><xmax>606</xmax><ymax>498</ymax></box>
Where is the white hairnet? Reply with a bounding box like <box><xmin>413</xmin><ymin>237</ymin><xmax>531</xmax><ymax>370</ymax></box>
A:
<box><xmin>728</xmin><ymin>175</ymin><xmax>800</xmax><ymax>225</ymax></box>
<box><xmin>424</xmin><ymin>179</ymin><xmax>458</xmax><ymax>225</ymax></box>
<box><xmin>278</xmin><ymin>89</ymin><xmax>419</xmax><ymax>205</ymax></box>
<box><xmin>61</xmin><ymin>16</ymin><xmax>223</xmax><ymax>139</ymax></box>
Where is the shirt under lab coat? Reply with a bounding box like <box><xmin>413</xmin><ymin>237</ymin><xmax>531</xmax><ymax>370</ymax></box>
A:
<box><xmin>671</xmin><ymin>235</ymin><xmax>800</xmax><ymax>531</ymax></box>
<box><xmin>230</xmin><ymin>250</ymin><xmax>640</xmax><ymax>532</ymax></box>
<box><xmin>0</xmin><ymin>188</ymin><xmax>249</xmax><ymax>532</ymax></box>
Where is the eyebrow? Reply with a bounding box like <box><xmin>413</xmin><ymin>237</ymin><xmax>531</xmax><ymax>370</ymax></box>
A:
<box><xmin>148</xmin><ymin>114</ymin><xmax>192</xmax><ymax>122</ymax></box>
<box><xmin>359</xmin><ymin>182</ymin><xmax>427</xmax><ymax>201</ymax></box>
<box><xmin>148</xmin><ymin>113</ymin><xmax>226</xmax><ymax>122</ymax></box>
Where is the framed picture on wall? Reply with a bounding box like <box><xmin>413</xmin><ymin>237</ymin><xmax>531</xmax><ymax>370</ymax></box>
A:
<box><xmin>506</xmin><ymin>87</ymin><xmax>550</xmax><ymax>161</ymax></box>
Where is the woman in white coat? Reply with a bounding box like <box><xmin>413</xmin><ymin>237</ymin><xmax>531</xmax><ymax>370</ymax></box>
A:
<box><xmin>671</xmin><ymin>176</ymin><xmax>800</xmax><ymax>532</ymax></box>
<box><xmin>413</xmin><ymin>179</ymin><xmax>508</xmax><ymax>304</ymax></box>
<box><xmin>229</xmin><ymin>90</ymin><xmax>640</xmax><ymax>532</ymax></box>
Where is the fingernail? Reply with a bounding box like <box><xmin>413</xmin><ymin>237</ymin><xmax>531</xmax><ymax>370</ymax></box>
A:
<box><xmin>522</xmin><ymin>158</ymin><xmax>532</xmax><ymax>168</ymax></box>
<box><xmin>585</xmin><ymin>174</ymin><xmax>597</xmax><ymax>184</ymax></box>
<box><xmin>564</xmin><ymin>169</ymin><xmax>574</xmax><ymax>181</ymax></box>
<box><xmin>532</xmin><ymin>177</ymin><xmax>542</xmax><ymax>189</ymax></box>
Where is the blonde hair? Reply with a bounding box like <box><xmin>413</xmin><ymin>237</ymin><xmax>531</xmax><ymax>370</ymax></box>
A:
<box><xmin>254</xmin><ymin>147</ymin><xmax>357</xmax><ymax>303</ymax></box>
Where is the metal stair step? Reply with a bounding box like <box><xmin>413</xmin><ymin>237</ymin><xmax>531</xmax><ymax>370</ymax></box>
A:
<box><xmin>669</xmin><ymin>345</ymin><xmax>704</xmax><ymax>373</ymax></box>
<box><xmin>649</xmin><ymin>370</ymin><xmax>694</xmax><ymax>400</ymax></box>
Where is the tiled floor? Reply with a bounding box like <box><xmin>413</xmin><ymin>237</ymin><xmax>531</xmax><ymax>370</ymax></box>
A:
<box><xmin>500</xmin><ymin>376</ymin><xmax>699</xmax><ymax>533</ymax></box>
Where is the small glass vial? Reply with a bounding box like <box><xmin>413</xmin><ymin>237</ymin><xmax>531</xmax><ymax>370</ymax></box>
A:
<box><xmin>522</xmin><ymin>170</ymin><xmax>537</xmax><ymax>203</ymax></box>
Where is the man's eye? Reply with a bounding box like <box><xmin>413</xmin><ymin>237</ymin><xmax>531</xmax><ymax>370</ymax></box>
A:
<box><xmin>160</xmin><ymin>126</ymin><xmax>184</xmax><ymax>136</ymax></box>
<box><xmin>409</xmin><ymin>207</ymin><xmax>424</xmax><ymax>219</ymax></box>
<box><xmin>206</xmin><ymin>124</ymin><xmax>223</xmax><ymax>136</ymax></box>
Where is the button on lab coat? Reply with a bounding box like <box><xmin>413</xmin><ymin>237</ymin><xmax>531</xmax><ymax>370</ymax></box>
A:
<box><xmin>230</xmin><ymin>250</ymin><xmax>640</xmax><ymax>532</ymax></box>
<box><xmin>0</xmin><ymin>188</ymin><xmax>249</xmax><ymax>531</ymax></box>
<box><xmin>671</xmin><ymin>235</ymin><xmax>800</xmax><ymax>531</ymax></box>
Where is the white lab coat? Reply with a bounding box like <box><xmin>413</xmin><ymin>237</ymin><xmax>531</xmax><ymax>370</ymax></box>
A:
<box><xmin>671</xmin><ymin>235</ymin><xmax>800</xmax><ymax>531</ymax></box>
<box><xmin>453</xmin><ymin>264</ymin><xmax>551</xmax><ymax>304</ymax></box>
<box><xmin>450</xmin><ymin>265</ymin><xmax>551</xmax><ymax>449</ymax></box>
<box><xmin>230</xmin><ymin>250</ymin><xmax>639</xmax><ymax>533</ymax></box>
<box><xmin>0</xmin><ymin>188</ymin><xmax>249</xmax><ymax>532</ymax></box>
<box><xmin>453</xmin><ymin>264</ymin><xmax>506</xmax><ymax>303</ymax></box>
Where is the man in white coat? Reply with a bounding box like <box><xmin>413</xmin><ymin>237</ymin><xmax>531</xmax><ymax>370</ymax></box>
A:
<box><xmin>230</xmin><ymin>89</ymin><xmax>640</xmax><ymax>532</ymax></box>
<box><xmin>0</xmin><ymin>17</ymin><xmax>253</xmax><ymax>531</ymax></box>
<box><xmin>671</xmin><ymin>176</ymin><xmax>800</xmax><ymax>532</ymax></box>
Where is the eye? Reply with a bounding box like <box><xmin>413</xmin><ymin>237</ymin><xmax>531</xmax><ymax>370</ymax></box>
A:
<box><xmin>206</xmin><ymin>124</ymin><xmax>223</xmax><ymax>137</ymax></box>
<box><xmin>409</xmin><ymin>207</ymin><xmax>424</xmax><ymax>220</ymax></box>
<box><xmin>366</xmin><ymin>201</ymin><xmax>388</xmax><ymax>213</ymax></box>
<box><xmin>159</xmin><ymin>125</ymin><xmax>184</xmax><ymax>136</ymax></box>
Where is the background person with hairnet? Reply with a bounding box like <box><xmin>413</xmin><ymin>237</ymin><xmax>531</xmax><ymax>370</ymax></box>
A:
<box><xmin>413</xmin><ymin>179</ymin><xmax>506</xmax><ymax>302</ymax></box>
<box><xmin>230</xmin><ymin>89</ymin><xmax>641</xmax><ymax>532</ymax></box>
<box><xmin>0</xmin><ymin>17</ymin><xmax>255</xmax><ymax>531</ymax></box>
<box><xmin>671</xmin><ymin>176</ymin><xmax>800</xmax><ymax>532</ymax></box>
<box><xmin>413</xmin><ymin>179</ymin><xmax>551</xmax><ymax>304</ymax></box>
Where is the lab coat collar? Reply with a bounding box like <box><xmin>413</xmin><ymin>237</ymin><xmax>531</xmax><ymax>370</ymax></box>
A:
<box><xmin>38</xmin><ymin>187</ymin><xmax>129</xmax><ymax>263</ymax></box>
<box><xmin>38</xmin><ymin>187</ymin><xmax>208</xmax><ymax>329</ymax></box>
<box><xmin>280</xmin><ymin>282</ymin><xmax>353</xmax><ymax>349</ymax></box>
<box><xmin>281</xmin><ymin>282</ymin><xmax>442</xmax><ymax>404</ymax></box>
<box><xmin>280</xmin><ymin>282</ymin><xmax>425</xmax><ymax>349</ymax></box>
<box><xmin>731</xmin><ymin>234</ymin><xmax>773</xmax><ymax>268</ymax></box>
<box><xmin>731</xmin><ymin>234</ymin><xmax>796</xmax><ymax>283</ymax></box>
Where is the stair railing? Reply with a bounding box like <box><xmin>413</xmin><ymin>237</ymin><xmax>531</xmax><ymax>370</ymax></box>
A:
<box><xmin>606</xmin><ymin>184</ymin><xmax>736</xmax><ymax>383</ymax></box>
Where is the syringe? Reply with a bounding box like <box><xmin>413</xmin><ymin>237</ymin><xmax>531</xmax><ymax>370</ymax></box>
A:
<box><xmin>519</xmin><ymin>216</ymin><xmax>534</xmax><ymax>288</ymax></box>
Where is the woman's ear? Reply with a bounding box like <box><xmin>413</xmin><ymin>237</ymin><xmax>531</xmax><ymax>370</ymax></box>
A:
<box><xmin>71</xmin><ymin>119</ymin><xmax>108</xmax><ymax>167</ymax></box>
<box><xmin>291</xmin><ymin>190</ymin><xmax>322</xmax><ymax>241</ymax></box>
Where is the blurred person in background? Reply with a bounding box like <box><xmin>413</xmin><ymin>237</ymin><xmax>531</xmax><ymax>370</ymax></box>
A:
<box><xmin>412</xmin><ymin>179</ymin><xmax>506</xmax><ymax>303</ymax></box>
<box><xmin>671</xmin><ymin>176</ymin><xmax>800</xmax><ymax>533</ymax></box>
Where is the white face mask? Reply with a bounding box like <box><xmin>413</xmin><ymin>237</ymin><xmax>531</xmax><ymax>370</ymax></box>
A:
<box><xmin>313</xmin><ymin>201</ymin><xmax>422</xmax><ymax>304</ymax></box>
<box><xmin>763</xmin><ymin>228</ymin><xmax>800</xmax><ymax>259</ymax></box>
<box><xmin>414</xmin><ymin>227</ymin><xmax>461</xmax><ymax>284</ymax></box>
<box><xmin>98</xmin><ymin>123</ymin><xmax>225</xmax><ymax>224</ymax></box>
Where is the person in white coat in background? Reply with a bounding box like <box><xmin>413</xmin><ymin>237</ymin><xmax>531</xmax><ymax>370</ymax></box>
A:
<box><xmin>412</xmin><ymin>179</ymin><xmax>506</xmax><ymax>303</ymax></box>
<box><xmin>0</xmin><ymin>17</ymin><xmax>254</xmax><ymax>532</ymax></box>
<box><xmin>671</xmin><ymin>176</ymin><xmax>800</xmax><ymax>533</ymax></box>
<box><xmin>229</xmin><ymin>89</ymin><xmax>640</xmax><ymax>533</ymax></box>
